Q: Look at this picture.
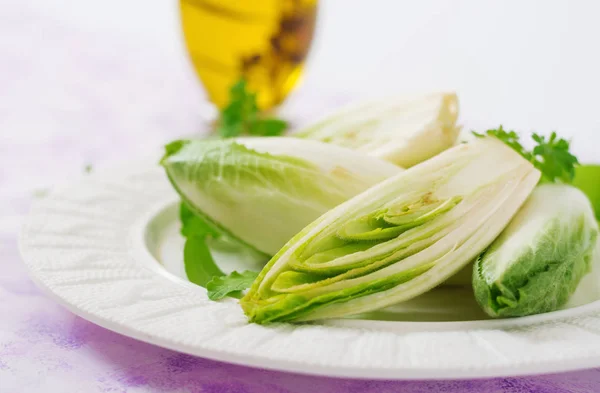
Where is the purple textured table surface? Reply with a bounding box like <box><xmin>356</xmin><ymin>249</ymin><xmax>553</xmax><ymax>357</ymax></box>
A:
<box><xmin>3</xmin><ymin>1</ymin><xmax>600</xmax><ymax>392</ymax></box>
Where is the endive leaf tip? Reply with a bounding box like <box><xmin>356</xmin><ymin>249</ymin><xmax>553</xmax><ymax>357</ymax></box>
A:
<box><xmin>295</xmin><ymin>93</ymin><xmax>461</xmax><ymax>168</ymax></box>
<box><xmin>161</xmin><ymin>140</ymin><xmax>189</xmax><ymax>165</ymax></box>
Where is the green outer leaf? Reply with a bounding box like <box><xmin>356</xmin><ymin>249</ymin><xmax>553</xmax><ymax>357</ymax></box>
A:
<box><xmin>207</xmin><ymin>271</ymin><xmax>259</xmax><ymax>300</ymax></box>
<box><xmin>474</xmin><ymin>218</ymin><xmax>595</xmax><ymax>317</ymax></box>
<box><xmin>183</xmin><ymin>236</ymin><xmax>224</xmax><ymax>288</ymax></box>
<box><xmin>473</xmin><ymin>184</ymin><xmax>599</xmax><ymax>317</ymax></box>
<box><xmin>573</xmin><ymin>164</ymin><xmax>600</xmax><ymax>222</ymax></box>
<box><xmin>164</xmin><ymin>140</ymin><xmax>187</xmax><ymax>157</ymax></box>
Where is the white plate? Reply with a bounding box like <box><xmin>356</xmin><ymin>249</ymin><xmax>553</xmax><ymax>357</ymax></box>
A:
<box><xmin>19</xmin><ymin>161</ymin><xmax>600</xmax><ymax>380</ymax></box>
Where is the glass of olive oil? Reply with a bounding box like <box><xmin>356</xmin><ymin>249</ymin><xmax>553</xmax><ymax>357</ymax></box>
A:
<box><xmin>180</xmin><ymin>0</ymin><xmax>318</xmax><ymax>110</ymax></box>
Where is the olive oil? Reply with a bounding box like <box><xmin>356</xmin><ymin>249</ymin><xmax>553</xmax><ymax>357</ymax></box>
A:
<box><xmin>180</xmin><ymin>0</ymin><xmax>317</xmax><ymax>109</ymax></box>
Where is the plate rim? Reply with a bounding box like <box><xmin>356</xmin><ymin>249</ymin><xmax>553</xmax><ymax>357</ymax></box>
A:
<box><xmin>18</xmin><ymin>161</ymin><xmax>600</xmax><ymax>380</ymax></box>
<box><xmin>17</xmin><ymin>270</ymin><xmax>600</xmax><ymax>380</ymax></box>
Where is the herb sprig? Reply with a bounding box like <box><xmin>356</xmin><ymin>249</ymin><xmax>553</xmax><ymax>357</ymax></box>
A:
<box><xmin>206</xmin><ymin>271</ymin><xmax>259</xmax><ymax>300</ymax></box>
<box><xmin>180</xmin><ymin>203</ymin><xmax>223</xmax><ymax>287</ymax></box>
<box><xmin>217</xmin><ymin>79</ymin><xmax>288</xmax><ymax>138</ymax></box>
<box><xmin>473</xmin><ymin>126</ymin><xmax>579</xmax><ymax>183</ymax></box>
<box><xmin>180</xmin><ymin>202</ymin><xmax>260</xmax><ymax>299</ymax></box>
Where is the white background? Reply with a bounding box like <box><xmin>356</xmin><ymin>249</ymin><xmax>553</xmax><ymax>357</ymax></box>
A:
<box><xmin>3</xmin><ymin>0</ymin><xmax>600</xmax><ymax>162</ymax></box>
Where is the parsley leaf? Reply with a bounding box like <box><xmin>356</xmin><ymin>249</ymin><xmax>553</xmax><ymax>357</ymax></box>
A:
<box><xmin>248</xmin><ymin>118</ymin><xmax>288</xmax><ymax>136</ymax></box>
<box><xmin>531</xmin><ymin>132</ymin><xmax>579</xmax><ymax>183</ymax></box>
<box><xmin>180</xmin><ymin>203</ymin><xmax>223</xmax><ymax>287</ymax></box>
<box><xmin>180</xmin><ymin>203</ymin><xmax>260</xmax><ymax>299</ymax></box>
<box><xmin>183</xmin><ymin>236</ymin><xmax>224</xmax><ymax>288</ymax></box>
<box><xmin>217</xmin><ymin>79</ymin><xmax>288</xmax><ymax>138</ymax></box>
<box><xmin>473</xmin><ymin>126</ymin><xmax>579</xmax><ymax>183</ymax></box>
<box><xmin>206</xmin><ymin>270</ymin><xmax>259</xmax><ymax>300</ymax></box>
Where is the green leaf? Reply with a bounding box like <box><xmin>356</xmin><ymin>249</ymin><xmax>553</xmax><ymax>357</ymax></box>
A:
<box><xmin>164</xmin><ymin>140</ymin><xmax>188</xmax><ymax>158</ymax></box>
<box><xmin>180</xmin><ymin>202</ymin><xmax>224</xmax><ymax>289</ymax></box>
<box><xmin>572</xmin><ymin>164</ymin><xmax>600</xmax><ymax>222</ymax></box>
<box><xmin>206</xmin><ymin>270</ymin><xmax>259</xmax><ymax>300</ymax></box>
<box><xmin>180</xmin><ymin>202</ymin><xmax>220</xmax><ymax>238</ymax></box>
<box><xmin>183</xmin><ymin>235</ymin><xmax>224</xmax><ymax>288</ymax></box>
<box><xmin>217</xmin><ymin>78</ymin><xmax>287</xmax><ymax>138</ymax></box>
<box><xmin>217</xmin><ymin>120</ymin><xmax>243</xmax><ymax>138</ymax></box>
<box><xmin>179</xmin><ymin>202</ymin><xmax>266</xmax><ymax>296</ymax></box>
<box><xmin>249</xmin><ymin>118</ymin><xmax>288</xmax><ymax>136</ymax></box>
<box><xmin>531</xmin><ymin>131</ymin><xmax>579</xmax><ymax>183</ymax></box>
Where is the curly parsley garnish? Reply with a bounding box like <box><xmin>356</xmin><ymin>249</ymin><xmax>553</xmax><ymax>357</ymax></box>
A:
<box><xmin>473</xmin><ymin>126</ymin><xmax>579</xmax><ymax>183</ymax></box>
